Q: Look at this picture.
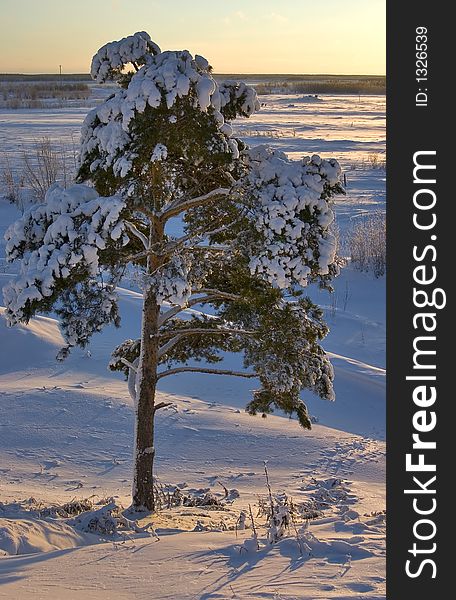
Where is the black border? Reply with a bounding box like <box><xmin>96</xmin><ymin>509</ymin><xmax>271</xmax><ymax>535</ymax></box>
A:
<box><xmin>387</xmin><ymin>2</ymin><xmax>451</xmax><ymax>595</ymax></box>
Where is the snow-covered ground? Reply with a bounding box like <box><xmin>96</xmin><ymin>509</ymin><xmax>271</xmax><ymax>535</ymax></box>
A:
<box><xmin>0</xmin><ymin>90</ymin><xmax>386</xmax><ymax>599</ymax></box>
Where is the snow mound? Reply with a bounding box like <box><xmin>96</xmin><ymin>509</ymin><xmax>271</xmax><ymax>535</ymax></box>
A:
<box><xmin>0</xmin><ymin>518</ymin><xmax>89</xmax><ymax>555</ymax></box>
<box><xmin>292</xmin><ymin>529</ymin><xmax>373</xmax><ymax>560</ymax></box>
<box><xmin>0</xmin><ymin>499</ymin><xmax>156</xmax><ymax>556</ymax></box>
<box><xmin>294</xmin><ymin>95</ymin><xmax>323</xmax><ymax>103</ymax></box>
<box><xmin>0</xmin><ymin>307</ymin><xmax>64</xmax><ymax>373</ymax></box>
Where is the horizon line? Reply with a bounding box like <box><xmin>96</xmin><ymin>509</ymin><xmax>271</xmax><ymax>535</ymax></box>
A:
<box><xmin>0</xmin><ymin>72</ymin><xmax>386</xmax><ymax>78</ymax></box>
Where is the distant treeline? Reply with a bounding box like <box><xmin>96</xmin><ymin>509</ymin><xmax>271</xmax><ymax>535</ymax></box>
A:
<box><xmin>0</xmin><ymin>81</ymin><xmax>90</xmax><ymax>109</ymax></box>
<box><xmin>0</xmin><ymin>73</ymin><xmax>92</xmax><ymax>82</ymax></box>
<box><xmin>215</xmin><ymin>74</ymin><xmax>386</xmax><ymax>95</ymax></box>
<box><xmin>254</xmin><ymin>80</ymin><xmax>385</xmax><ymax>95</ymax></box>
<box><xmin>0</xmin><ymin>73</ymin><xmax>386</xmax><ymax>95</ymax></box>
<box><xmin>215</xmin><ymin>73</ymin><xmax>385</xmax><ymax>82</ymax></box>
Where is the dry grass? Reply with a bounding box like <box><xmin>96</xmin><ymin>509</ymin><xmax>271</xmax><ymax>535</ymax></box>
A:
<box><xmin>1</xmin><ymin>136</ymin><xmax>78</xmax><ymax>208</ymax></box>
<box><xmin>363</xmin><ymin>153</ymin><xmax>386</xmax><ymax>170</ymax></box>
<box><xmin>254</xmin><ymin>79</ymin><xmax>386</xmax><ymax>96</ymax></box>
<box><xmin>0</xmin><ymin>82</ymin><xmax>90</xmax><ymax>109</ymax></box>
<box><xmin>22</xmin><ymin>138</ymin><xmax>66</xmax><ymax>200</ymax></box>
<box><xmin>1</xmin><ymin>154</ymin><xmax>23</xmax><ymax>204</ymax></box>
<box><xmin>346</xmin><ymin>213</ymin><xmax>386</xmax><ymax>277</ymax></box>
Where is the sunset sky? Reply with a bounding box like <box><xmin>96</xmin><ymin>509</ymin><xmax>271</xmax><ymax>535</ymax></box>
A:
<box><xmin>0</xmin><ymin>0</ymin><xmax>385</xmax><ymax>75</ymax></box>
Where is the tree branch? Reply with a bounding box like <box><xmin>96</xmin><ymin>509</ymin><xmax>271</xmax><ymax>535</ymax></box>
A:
<box><xmin>124</xmin><ymin>221</ymin><xmax>149</xmax><ymax>250</ymax></box>
<box><xmin>157</xmin><ymin>367</ymin><xmax>256</xmax><ymax>381</ymax></box>
<box><xmin>154</xmin><ymin>401</ymin><xmax>174</xmax><ymax>411</ymax></box>
<box><xmin>121</xmin><ymin>357</ymin><xmax>138</xmax><ymax>372</ymax></box>
<box><xmin>196</xmin><ymin>288</ymin><xmax>243</xmax><ymax>302</ymax></box>
<box><xmin>185</xmin><ymin>245</ymin><xmax>229</xmax><ymax>252</ymax></box>
<box><xmin>158</xmin><ymin>296</ymin><xmax>215</xmax><ymax>327</ymax></box>
<box><xmin>159</xmin><ymin>327</ymin><xmax>254</xmax><ymax>340</ymax></box>
<box><xmin>161</xmin><ymin>220</ymin><xmax>235</xmax><ymax>254</ymax></box>
<box><xmin>121</xmin><ymin>216</ymin><xmax>237</xmax><ymax>267</ymax></box>
<box><xmin>159</xmin><ymin>188</ymin><xmax>230</xmax><ymax>220</ymax></box>
<box><xmin>158</xmin><ymin>327</ymin><xmax>255</xmax><ymax>358</ymax></box>
<box><xmin>157</xmin><ymin>290</ymin><xmax>242</xmax><ymax>327</ymax></box>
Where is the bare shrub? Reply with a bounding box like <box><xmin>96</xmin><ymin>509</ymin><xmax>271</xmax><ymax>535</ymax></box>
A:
<box><xmin>5</xmin><ymin>97</ymin><xmax>21</xmax><ymax>109</ymax></box>
<box><xmin>1</xmin><ymin>154</ymin><xmax>21</xmax><ymax>202</ymax></box>
<box><xmin>346</xmin><ymin>213</ymin><xmax>386</xmax><ymax>277</ymax></box>
<box><xmin>0</xmin><ymin>154</ymin><xmax>29</xmax><ymax>212</ymax></box>
<box><xmin>152</xmin><ymin>480</ymin><xmax>237</xmax><ymax>511</ymax></box>
<box><xmin>22</xmin><ymin>137</ymin><xmax>66</xmax><ymax>200</ymax></box>
<box><xmin>363</xmin><ymin>152</ymin><xmax>386</xmax><ymax>170</ymax></box>
<box><xmin>2</xmin><ymin>138</ymin><xmax>78</xmax><ymax>207</ymax></box>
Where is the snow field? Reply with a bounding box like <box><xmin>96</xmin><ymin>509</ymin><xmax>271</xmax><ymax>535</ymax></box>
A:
<box><xmin>0</xmin><ymin>86</ymin><xmax>385</xmax><ymax>599</ymax></box>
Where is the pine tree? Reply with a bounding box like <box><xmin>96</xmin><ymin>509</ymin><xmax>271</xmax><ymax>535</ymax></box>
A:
<box><xmin>3</xmin><ymin>32</ymin><xmax>345</xmax><ymax>511</ymax></box>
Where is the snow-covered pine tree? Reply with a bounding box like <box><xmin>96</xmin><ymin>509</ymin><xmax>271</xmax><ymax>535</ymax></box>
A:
<box><xmin>3</xmin><ymin>32</ymin><xmax>344</xmax><ymax>511</ymax></box>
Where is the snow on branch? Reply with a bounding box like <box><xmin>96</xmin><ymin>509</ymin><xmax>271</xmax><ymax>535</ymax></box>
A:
<box><xmin>157</xmin><ymin>296</ymin><xmax>214</xmax><ymax>327</ymax></box>
<box><xmin>120</xmin><ymin>357</ymin><xmax>138</xmax><ymax>372</ymax></box>
<box><xmin>161</xmin><ymin>219</ymin><xmax>238</xmax><ymax>255</ymax></box>
<box><xmin>218</xmin><ymin>80</ymin><xmax>260</xmax><ymax>119</ymax></box>
<box><xmin>3</xmin><ymin>184</ymin><xmax>128</xmax><ymax>325</ymax></box>
<box><xmin>196</xmin><ymin>288</ymin><xmax>243</xmax><ymax>302</ymax></box>
<box><xmin>159</xmin><ymin>327</ymin><xmax>254</xmax><ymax>340</ymax></box>
<box><xmin>80</xmin><ymin>45</ymin><xmax>260</xmax><ymax>181</ymax></box>
<box><xmin>240</xmin><ymin>146</ymin><xmax>344</xmax><ymax>290</ymax></box>
<box><xmin>160</xmin><ymin>188</ymin><xmax>231</xmax><ymax>221</ymax></box>
<box><xmin>157</xmin><ymin>289</ymin><xmax>243</xmax><ymax>327</ymax></box>
<box><xmin>124</xmin><ymin>221</ymin><xmax>149</xmax><ymax>250</ymax></box>
<box><xmin>91</xmin><ymin>31</ymin><xmax>161</xmax><ymax>83</ymax></box>
<box><xmin>128</xmin><ymin>358</ymin><xmax>139</xmax><ymax>404</ymax></box>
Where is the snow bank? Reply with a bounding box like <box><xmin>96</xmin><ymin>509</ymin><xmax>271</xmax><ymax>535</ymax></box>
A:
<box><xmin>0</xmin><ymin>518</ymin><xmax>90</xmax><ymax>555</ymax></box>
<box><xmin>0</xmin><ymin>308</ymin><xmax>64</xmax><ymax>373</ymax></box>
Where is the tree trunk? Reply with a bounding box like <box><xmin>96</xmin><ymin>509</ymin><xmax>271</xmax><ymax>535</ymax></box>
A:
<box><xmin>132</xmin><ymin>218</ymin><xmax>163</xmax><ymax>511</ymax></box>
